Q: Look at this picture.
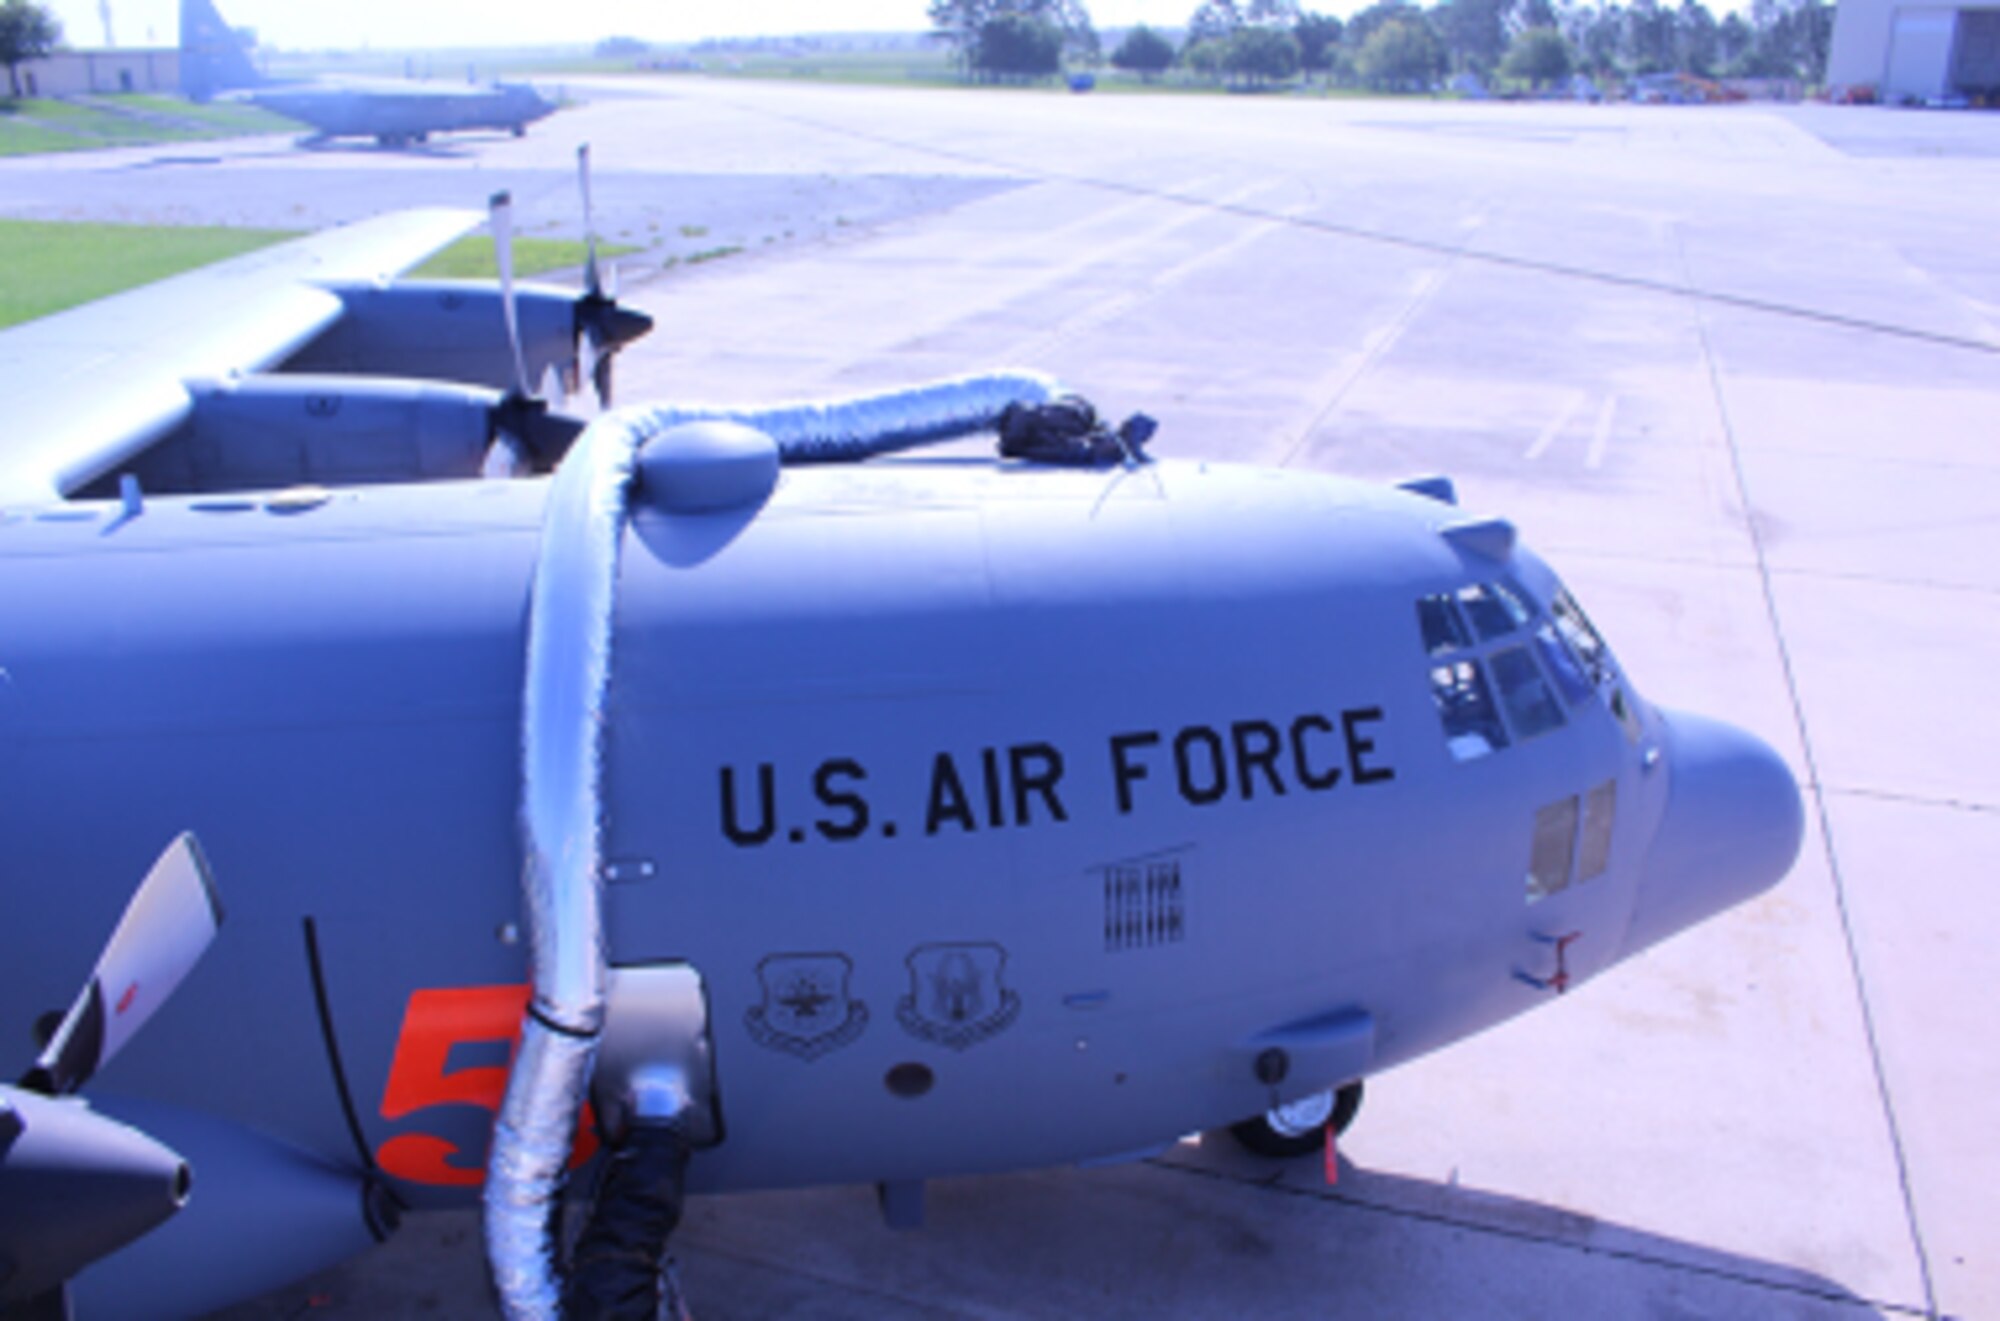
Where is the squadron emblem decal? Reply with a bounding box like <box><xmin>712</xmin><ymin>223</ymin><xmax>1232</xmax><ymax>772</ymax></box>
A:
<box><xmin>896</xmin><ymin>942</ymin><xmax>1021</xmax><ymax>1051</ymax></box>
<box><xmin>745</xmin><ymin>953</ymin><xmax>869</xmax><ymax>1061</ymax></box>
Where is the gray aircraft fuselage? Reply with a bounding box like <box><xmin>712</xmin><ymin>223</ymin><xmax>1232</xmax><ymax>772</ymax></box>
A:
<box><xmin>178</xmin><ymin>0</ymin><xmax>557</xmax><ymax>148</ymax></box>
<box><xmin>247</xmin><ymin>83</ymin><xmax>556</xmax><ymax>146</ymax></box>
<box><xmin>0</xmin><ymin>456</ymin><xmax>1801</xmax><ymax>1233</ymax></box>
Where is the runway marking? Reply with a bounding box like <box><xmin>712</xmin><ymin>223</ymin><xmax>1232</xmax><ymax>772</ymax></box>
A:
<box><xmin>996</xmin><ymin>174</ymin><xmax>1283</xmax><ymax>291</ymax></box>
<box><xmin>1276</xmin><ymin>237</ymin><xmax>1475</xmax><ymax>470</ymax></box>
<box><xmin>1892</xmin><ymin>244</ymin><xmax>2000</xmax><ymax>350</ymax></box>
<box><xmin>1586</xmin><ymin>394</ymin><xmax>1618</xmax><ymax>469</ymax></box>
<box><xmin>1522</xmin><ymin>392</ymin><xmax>1618</xmax><ymax>468</ymax></box>
<box><xmin>711</xmin><ymin>89</ymin><xmax>2000</xmax><ymax>360</ymax></box>
<box><xmin>1524</xmin><ymin>391</ymin><xmax>1589</xmax><ymax>461</ymax></box>
<box><xmin>1002</xmin><ymin>189</ymin><xmax>1312</xmax><ymax>363</ymax></box>
<box><xmin>861</xmin><ymin>175</ymin><xmax>1290</xmax><ymax>370</ymax></box>
<box><xmin>962</xmin><ymin>172</ymin><xmax>1230</xmax><ymax>271</ymax></box>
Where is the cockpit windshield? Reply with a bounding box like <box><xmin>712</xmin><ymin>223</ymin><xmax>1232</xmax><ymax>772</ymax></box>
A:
<box><xmin>1419</xmin><ymin>594</ymin><xmax>1471</xmax><ymax>657</ymax></box>
<box><xmin>1415</xmin><ymin>575</ymin><xmax>1640</xmax><ymax>760</ymax></box>
<box><xmin>1549</xmin><ymin>587</ymin><xmax>1612</xmax><ymax>686</ymax></box>
<box><xmin>1534</xmin><ymin>623</ymin><xmax>1592</xmax><ymax>705</ymax></box>
<box><xmin>1456</xmin><ymin>582</ymin><xmax>1532</xmax><ymax>641</ymax></box>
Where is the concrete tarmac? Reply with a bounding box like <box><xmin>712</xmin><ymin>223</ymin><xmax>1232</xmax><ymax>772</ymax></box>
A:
<box><xmin>9</xmin><ymin>80</ymin><xmax>1993</xmax><ymax>1320</ymax></box>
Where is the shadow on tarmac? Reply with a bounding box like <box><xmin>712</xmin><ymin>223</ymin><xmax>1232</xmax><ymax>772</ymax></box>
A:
<box><xmin>220</xmin><ymin>1139</ymin><xmax>1899</xmax><ymax>1320</ymax></box>
<box><xmin>293</xmin><ymin>137</ymin><xmax>482</xmax><ymax>160</ymax></box>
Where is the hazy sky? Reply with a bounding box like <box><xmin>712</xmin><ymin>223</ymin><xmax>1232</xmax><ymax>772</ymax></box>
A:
<box><xmin>48</xmin><ymin>1</ymin><xmax>1304</xmax><ymax>51</ymax></box>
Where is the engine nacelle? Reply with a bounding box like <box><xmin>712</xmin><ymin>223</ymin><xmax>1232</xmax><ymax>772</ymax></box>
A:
<box><xmin>71</xmin><ymin>1097</ymin><xmax>392</xmax><ymax>1321</ymax></box>
<box><xmin>92</xmin><ymin>375</ymin><xmax>507</xmax><ymax>495</ymax></box>
<box><xmin>0</xmin><ymin>1086</ymin><xmax>189</xmax><ymax>1305</ymax></box>
<box><xmin>288</xmin><ymin>280</ymin><xmax>582</xmax><ymax>392</ymax></box>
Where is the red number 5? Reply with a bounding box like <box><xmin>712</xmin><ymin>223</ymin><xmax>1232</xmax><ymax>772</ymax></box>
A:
<box><xmin>376</xmin><ymin>984</ymin><xmax>599</xmax><ymax>1186</ymax></box>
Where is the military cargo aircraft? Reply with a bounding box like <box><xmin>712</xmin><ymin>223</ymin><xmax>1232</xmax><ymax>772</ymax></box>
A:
<box><xmin>0</xmin><ymin>147</ymin><xmax>1805</xmax><ymax>1318</ymax></box>
<box><xmin>181</xmin><ymin>0</ymin><xmax>558</xmax><ymax>148</ymax></box>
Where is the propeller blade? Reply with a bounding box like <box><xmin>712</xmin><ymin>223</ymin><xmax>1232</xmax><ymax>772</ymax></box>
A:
<box><xmin>487</xmin><ymin>394</ymin><xmax>587</xmax><ymax>474</ymax></box>
<box><xmin>24</xmin><ymin>834</ymin><xmax>223</xmax><ymax>1098</ymax></box>
<box><xmin>580</xmin><ymin>324</ymin><xmax>607</xmax><ymax>410</ymax></box>
<box><xmin>565</xmin><ymin>149</ymin><xmax>648</xmax><ymax>410</ymax></box>
<box><xmin>575</xmin><ymin>293</ymin><xmax>649</xmax><ymax>410</ymax></box>
<box><xmin>540</xmin><ymin>361</ymin><xmax>569</xmax><ymax>415</ymax></box>
<box><xmin>490</xmin><ymin>190</ymin><xmax>533</xmax><ymax>400</ymax></box>
<box><xmin>482</xmin><ymin>430</ymin><xmax>532</xmax><ymax>479</ymax></box>
<box><xmin>577</xmin><ymin>143</ymin><xmax>601</xmax><ymax>300</ymax></box>
<box><xmin>592</xmin><ymin>341</ymin><xmax>615</xmax><ymax>410</ymax></box>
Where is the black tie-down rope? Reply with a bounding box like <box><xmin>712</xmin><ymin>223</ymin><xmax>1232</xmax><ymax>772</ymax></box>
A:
<box><xmin>561</xmin><ymin>1126</ymin><xmax>692</xmax><ymax>1321</ymax></box>
<box><xmin>302</xmin><ymin>917</ymin><xmax>403</xmax><ymax>1244</ymax></box>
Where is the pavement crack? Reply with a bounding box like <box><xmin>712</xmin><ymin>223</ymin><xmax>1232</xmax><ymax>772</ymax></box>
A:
<box><xmin>1764</xmin><ymin>564</ymin><xmax>2000</xmax><ymax>598</ymax></box>
<box><xmin>1823</xmin><ymin>786</ymin><xmax>2000</xmax><ymax>817</ymax></box>
<box><xmin>1672</xmin><ymin>221</ymin><xmax>1942</xmax><ymax>1320</ymax></box>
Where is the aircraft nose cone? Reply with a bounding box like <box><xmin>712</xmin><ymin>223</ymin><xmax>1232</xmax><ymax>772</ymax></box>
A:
<box><xmin>1624</xmin><ymin>709</ymin><xmax>1804</xmax><ymax>958</ymax></box>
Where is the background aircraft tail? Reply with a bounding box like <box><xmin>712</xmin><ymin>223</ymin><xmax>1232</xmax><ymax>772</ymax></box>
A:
<box><xmin>179</xmin><ymin>0</ymin><xmax>262</xmax><ymax>101</ymax></box>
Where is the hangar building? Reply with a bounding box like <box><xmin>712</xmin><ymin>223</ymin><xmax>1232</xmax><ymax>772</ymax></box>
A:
<box><xmin>14</xmin><ymin>48</ymin><xmax>180</xmax><ymax>98</ymax></box>
<box><xmin>1828</xmin><ymin>0</ymin><xmax>2000</xmax><ymax>101</ymax></box>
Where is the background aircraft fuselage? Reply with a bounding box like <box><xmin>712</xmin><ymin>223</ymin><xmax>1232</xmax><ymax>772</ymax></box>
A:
<box><xmin>247</xmin><ymin>84</ymin><xmax>557</xmax><ymax>145</ymax></box>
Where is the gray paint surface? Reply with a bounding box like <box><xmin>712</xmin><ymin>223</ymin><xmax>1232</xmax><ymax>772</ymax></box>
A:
<box><xmin>3</xmin><ymin>80</ymin><xmax>1993</xmax><ymax>1321</ymax></box>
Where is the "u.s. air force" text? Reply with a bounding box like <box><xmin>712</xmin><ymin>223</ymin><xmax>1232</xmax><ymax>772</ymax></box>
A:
<box><xmin>718</xmin><ymin>708</ymin><xmax>1394</xmax><ymax>848</ymax></box>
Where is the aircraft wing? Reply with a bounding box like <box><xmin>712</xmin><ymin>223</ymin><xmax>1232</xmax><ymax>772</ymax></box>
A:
<box><xmin>0</xmin><ymin>208</ymin><xmax>483</xmax><ymax>506</ymax></box>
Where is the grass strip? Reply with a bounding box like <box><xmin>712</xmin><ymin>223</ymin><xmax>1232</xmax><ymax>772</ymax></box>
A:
<box><xmin>0</xmin><ymin>222</ymin><xmax>639</xmax><ymax>330</ymax></box>
<box><xmin>0</xmin><ymin>95</ymin><xmax>296</xmax><ymax>157</ymax></box>
<box><xmin>0</xmin><ymin>219</ymin><xmax>298</xmax><ymax>328</ymax></box>
<box><xmin>410</xmin><ymin>235</ymin><xmax>639</xmax><ymax>280</ymax></box>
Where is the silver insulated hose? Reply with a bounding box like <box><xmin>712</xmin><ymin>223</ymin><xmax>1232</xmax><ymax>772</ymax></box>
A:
<box><xmin>638</xmin><ymin>369</ymin><xmax>1058</xmax><ymax>463</ymax></box>
<box><xmin>483</xmin><ymin>371</ymin><xmax>1057</xmax><ymax>1317</ymax></box>
<box><xmin>484</xmin><ymin>408</ymin><xmax>642</xmax><ymax>1320</ymax></box>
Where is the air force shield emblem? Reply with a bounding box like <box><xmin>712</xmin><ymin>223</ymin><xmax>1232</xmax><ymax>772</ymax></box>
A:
<box><xmin>745</xmin><ymin>953</ymin><xmax>868</xmax><ymax>1061</ymax></box>
<box><xmin>896</xmin><ymin>942</ymin><xmax>1020</xmax><ymax>1050</ymax></box>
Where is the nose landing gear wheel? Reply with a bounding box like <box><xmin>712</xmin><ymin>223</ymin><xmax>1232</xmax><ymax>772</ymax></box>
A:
<box><xmin>1230</xmin><ymin>1080</ymin><xmax>1363</xmax><ymax>1159</ymax></box>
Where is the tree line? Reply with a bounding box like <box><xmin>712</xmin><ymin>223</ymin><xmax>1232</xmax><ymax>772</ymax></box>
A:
<box><xmin>927</xmin><ymin>0</ymin><xmax>1834</xmax><ymax>92</ymax></box>
<box><xmin>2</xmin><ymin>0</ymin><xmax>61</xmax><ymax>99</ymax></box>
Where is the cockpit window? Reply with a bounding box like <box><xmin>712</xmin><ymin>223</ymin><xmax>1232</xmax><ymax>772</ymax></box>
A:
<box><xmin>1430</xmin><ymin>659</ymin><xmax>1509</xmax><ymax>760</ymax></box>
<box><xmin>1457</xmin><ymin>582</ymin><xmax>1531</xmax><ymax>641</ymax></box>
<box><xmin>1550</xmin><ymin>588</ymin><xmax>1612</xmax><ymax>685</ymax></box>
<box><xmin>1417</xmin><ymin>577</ymin><xmax>1641</xmax><ymax>761</ymax></box>
<box><xmin>1534</xmin><ymin>623</ymin><xmax>1593</xmax><ymax>706</ymax></box>
<box><xmin>1494</xmin><ymin>578</ymin><xmax>1535</xmax><ymax>626</ymax></box>
<box><xmin>1489</xmin><ymin>646</ymin><xmax>1565</xmax><ymax>739</ymax></box>
<box><xmin>1418</xmin><ymin>593</ymin><xmax>1472</xmax><ymax>657</ymax></box>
